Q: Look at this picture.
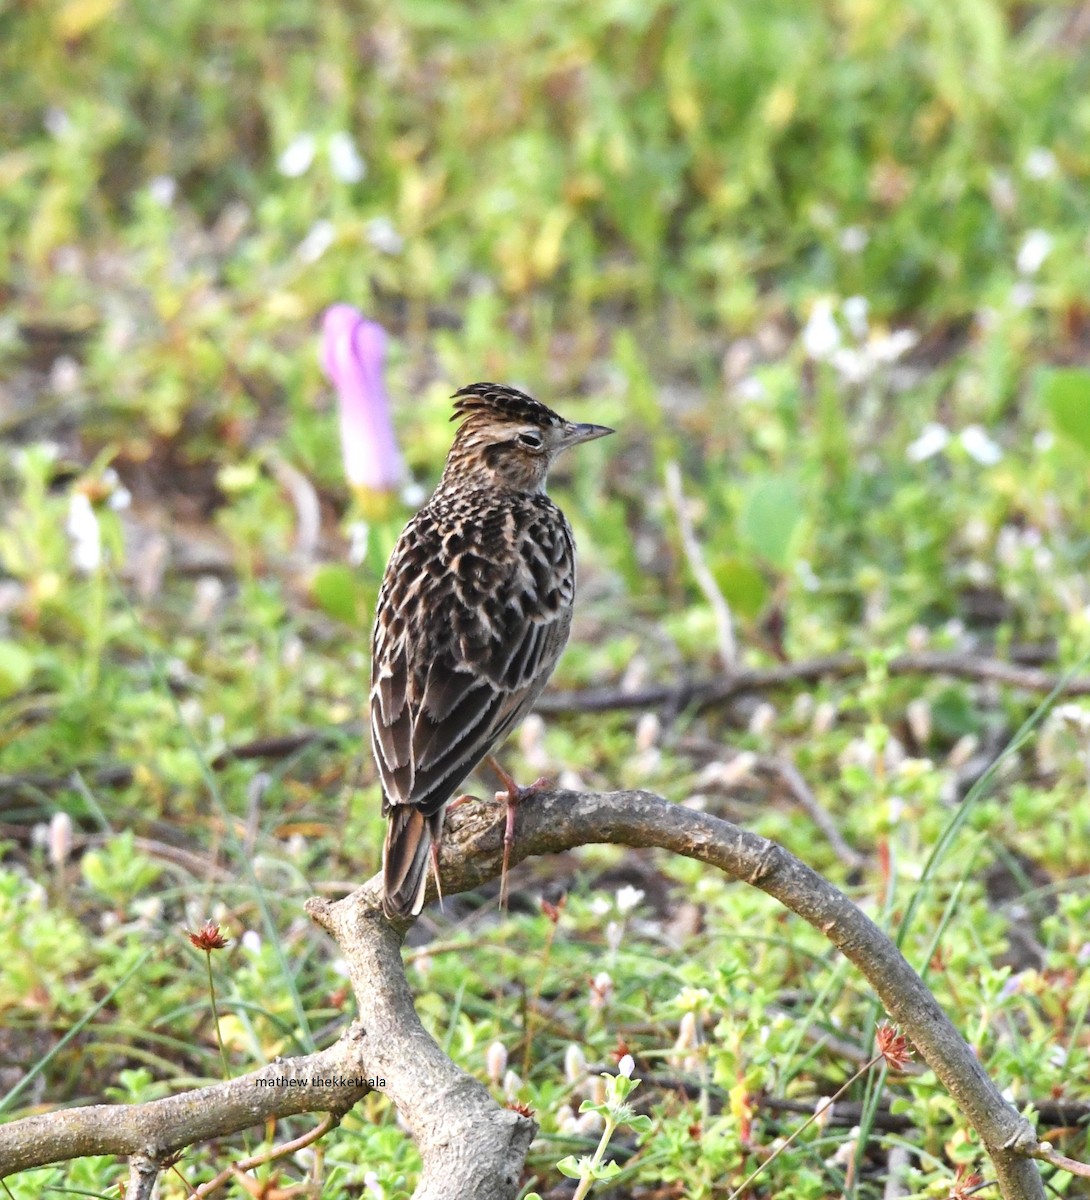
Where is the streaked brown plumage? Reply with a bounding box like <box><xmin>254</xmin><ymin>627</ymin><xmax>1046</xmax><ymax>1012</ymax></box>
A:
<box><xmin>371</xmin><ymin>383</ymin><xmax>613</xmax><ymax>918</ymax></box>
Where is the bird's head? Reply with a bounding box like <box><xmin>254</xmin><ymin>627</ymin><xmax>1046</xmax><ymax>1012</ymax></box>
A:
<box><xmin>441</xmin><ymin>383</ymin><xmax>613</xmax><ymax>493</ymax></box>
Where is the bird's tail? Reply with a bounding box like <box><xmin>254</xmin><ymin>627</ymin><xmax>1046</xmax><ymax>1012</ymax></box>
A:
<box><xmin>382</xmin><ymin>807</ymin><xmax>443</xmax><ymax>919</ymax></box>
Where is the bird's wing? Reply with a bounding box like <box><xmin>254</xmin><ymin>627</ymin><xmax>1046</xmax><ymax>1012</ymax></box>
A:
<box><xmin>370</xmin><ymin>495</ymin><xmax>575</xmax><ymax>819</ymax></box>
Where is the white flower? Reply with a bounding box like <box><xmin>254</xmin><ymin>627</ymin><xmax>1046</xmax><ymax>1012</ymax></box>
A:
<box><xmin>278</xmin><ymin>133</ymin><xmax>317</xmax><ymax>177</ymax></box>
<box><xmin>618</xmin><ymin>1053</ymin><xmax>635</xmax><ymax>1078</ymax></box>
<box><xmin>1010</xmin><ymin>281</ymin><xmax>1036</xmax><ymax>309</ymax></box>
<box><xmin>842</xmin><ymin>295</ymin><xmax>869</xmax><ymax>339</ymax></box>
<box><xmin>615</xmin><ymin>885</ymin><xmax>645</xmax><ymax>914</ymax></box>
<box><xmin>802</xmin><ymin>297</ymin><xmax>841</xmax><ymax>360</ymax></box>
<box><xmin>906</xmin><ymin>422</ymin><xmax>950</xmax><ymax>462</ymax></box>
<box><xmin>148</xmin><ymin>175</ymin><xmax>177</xmax><ymax>207</ymax></box>
<box><xmin>502</xmin><ymin>1069</ymin><xmax>522</xmax><ymax>1101</ymax></box>
<box><xmin>1016</xmin><ymin>229</ymin><xmax>1053</xmax><ymax>276</ymax></box>
<box><xmin>297</xmin><ymin>219</ymin><xmax>336</xmax><ymax>264</ymax></box>
<box><xmin>1024</xmin><ymin>147</ymin><xmax>1058</xmax><ymax>180</ymax></box>
<box><xmin>347</xmin><ymin>520</ymin><xmax>370</xmax><ymax>567</ymax></box>
<box><xmin>839</xmin><ymin>226</ymin><xmax>868</xmax><ymax>254</ymax></box>
<box><xmin>44</xmin><ymin>106</ymin><xmax>71</xmax><ymax>137</ymax></box>
<box><xmin>870</xmin><ymin>328</ymin><xmax>918</xmax><ymax>363</ymax></box>
<box><xmin>50</xmin><ymin>356</ymin><xmax>81</xmax><ymax>395</ymax></box>
<box><xmin>102</xmin><ymin>468</ymin><xmax>132</xmax><ymax>510</ymax></box>
<box><xmin>366</xmin><ymin>216</ymin><xmax>405</xmax><ymax>255</ymax></box>
<box><xmin>328</xmin><ymin>131</ymin><xmax>366</xmax><ymax>184</ymax></box>
<box><xmin>960</xmin><ymin>425</ymin><xmax>1002</xmax><ymax>466</ymax></box>
<box><xmin>400</xmin><ymin>479</ymin><xmax>427</xmax><ymax>507</ymax></box>
<box><xmin>66</xmin><ymin>493</ymin><xmax>101</xmax><ymax>572</ymax></box>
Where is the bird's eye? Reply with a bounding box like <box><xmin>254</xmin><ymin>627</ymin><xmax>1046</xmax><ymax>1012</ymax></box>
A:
<box><xmin>517</xmin><ymin>431</ymin><xmax>544</xmax><ymax>450</ymax></box>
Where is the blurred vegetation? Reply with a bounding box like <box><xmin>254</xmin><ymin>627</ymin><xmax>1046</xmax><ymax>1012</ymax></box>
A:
<box><xmin>3</xmin><ymin>0</ymin><xmax>1090</xmax><ymax>1197</ymax></box>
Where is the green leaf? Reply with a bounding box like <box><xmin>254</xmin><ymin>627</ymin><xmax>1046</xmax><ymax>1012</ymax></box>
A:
<box><xmin>737</xmin><ymin>474</ymin><xmax>805</xmax><ymax>570</ymax></box>
<box><xmin>711</xmin><ymin>554</ymin><xmax>769</xmax><ymax>619</ymax></box>
<box><xmin>556</xmin><ymin>1155</ymin><xmax>586</xmax><ymax>1179</ymax></box>
<box><xmin>594</xmin><ymin>1161</ymin><xmax>622</xmax><ymax>1180</ymax></box>
<box><xmin>1041</xmin><ymin>367</ymin><xmax>1090</xmax><ymax>458</ymax></box>
<box><xmin>0</xmin><ymin>640</ymin><xmax>34</xmax><ymax>699</ymax></box>
<box><xmin>310</xmin><ymin>563</ymin><xmax>363</xmax><ymax>624</ymax></box>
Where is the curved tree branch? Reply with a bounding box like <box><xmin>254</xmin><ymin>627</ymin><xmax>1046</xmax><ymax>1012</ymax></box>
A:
<box><xmin>0</xmin><ymin>790</ymin><xmax>1050</xmax><ymax>1199</ymax></box>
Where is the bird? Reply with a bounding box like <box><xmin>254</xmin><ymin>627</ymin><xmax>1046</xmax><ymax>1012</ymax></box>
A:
<box><xmin>370</xmin><ymin>382</ymin><xmax>613</xmax><ymax>918</ymax></box>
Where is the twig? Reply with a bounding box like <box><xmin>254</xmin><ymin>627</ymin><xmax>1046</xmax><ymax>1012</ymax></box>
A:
<box><xmin>1029</xmin><ymin>1143</ymin><xmax>1090</xmax><ymax>1178</ymax></box>
<box><xmin>194</xmin><ymin>1113</ymin><xmax>337</xmax><ymax>1198</ymax></box>
<box><xmin>534</xmin><ymin>651</ymin><xmax>1090</xmax><ymax>715</ymax></box>
<box><xmin>758</xmin><ymin>753</ymin><xmax>864</xmax><ymax>871</ymax></box>
<box><xmin>267</xmin><ymin>455</ymin><xmax>322</xmax><ymax>566</ymax></box>
<box><xmin>664</xmin><ymin>460</ymin><xmax>737</xmax><ymax>671</ymax></box>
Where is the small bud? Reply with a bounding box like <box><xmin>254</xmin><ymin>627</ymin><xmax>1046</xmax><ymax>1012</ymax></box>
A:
<box><xmin>486</xmin><ymin>1041</ymin><xmax>508</xmax><ymax>1084</ymax></box>
<box><xmin>634</xmin><ymin>712</ymin><xmax>660</xmax><ymax>753</ymax></box>
<box><xmin>502</xmin><ymin>1069</ymin><xmax>522</xmax><ymax>1102</ymax></box>
<box><xmin>905</xmin><ymin>698</ymin><xmax>932</xmax><ymax>746</ymax></box>
<box><xmin>48</xmin><ymin>811</ymin><xmax>73</xmax><ymax>868</ymax></box>
<box><xmin>618</xmin><ymin>1054</ymin><xmax>635</xmax><ymax>1079</ymax></box>
<box><xmin>589</xmin><ymin>971</ymin><xmax>613</xmax><ymax>1009</ymax></box>
<box><xmin>556</xmin><ymin>1103</ymin><xmax>578</xmax><ymax>1133</ymax></box>
<box><xmin>748</xmin><ymin>701</ymin><xmax>776</xmax><ymax>737</ymax></box>
<box><xmin>947</xmin><ymin>734</ymin><xmax>979</xmax><ymax>769</ymax></box>
<box><xmin>576</xmin><ymin>1109</ymin><xmax>604</xmax><ymax>1134</ymax></box>
<box><xmin>811</xmin><ymin>700</ymin><xmax>838</xmax><ymax>736</ymax></box>
<box><xmin>675</xmin><ymin>1011</ymin><xmax>699</xmax><ymax>1053</ymax></box>
<box><xmin>564</xmin><ymin>1043</ymin><xmax>587</xmax><ymax>1085</ymax></box>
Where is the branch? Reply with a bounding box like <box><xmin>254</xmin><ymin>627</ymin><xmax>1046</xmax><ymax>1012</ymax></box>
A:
<box><xmin>0</xmin><ymin>1045</ymin><xmax>370</xmax><ymax>1177</ymax></box>
<box><xmin>535</xmin><ymin>651</ymin><xmax>1090</xmax><ymax>714</ymax></box>
<box><xmin>400</xmin><ymin>789</ymin><xmax>1049</xmax><ymax>1200</ymax></box>
<box><xmin>0</xmin><ymin>789</ymin><xmax>1061</xmax><ymax>1200</ymax></box>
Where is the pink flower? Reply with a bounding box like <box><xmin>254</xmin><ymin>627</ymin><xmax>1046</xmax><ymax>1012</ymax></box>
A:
<box><xmin>320</xmin><ymin>305</ymin><xmax>404</xmax><ymax>496</ymax></box>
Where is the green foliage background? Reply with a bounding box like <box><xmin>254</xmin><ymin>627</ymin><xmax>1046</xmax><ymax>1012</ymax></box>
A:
<box><xmin>2</xmin><ymin>0</ymin><xmax>1090</xmax><ymax>1196</ymax></box>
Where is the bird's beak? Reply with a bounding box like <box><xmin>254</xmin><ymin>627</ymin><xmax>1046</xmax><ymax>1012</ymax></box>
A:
<box><xmin>562</xmin><ymin>422</ymin><xmax>615</xmax><ymax>447</ymax></box>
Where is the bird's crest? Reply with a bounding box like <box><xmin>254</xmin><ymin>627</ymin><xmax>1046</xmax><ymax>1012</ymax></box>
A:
<box><xmin>451</xmin><ymin>383</ymin><xmax>566</xmax><ymax>429</ymax></box>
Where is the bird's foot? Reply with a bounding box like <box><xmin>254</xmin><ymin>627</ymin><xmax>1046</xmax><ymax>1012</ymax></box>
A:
<box><xmin>486</xmin><ymin>756</ymin><xmax>553</xmax><ymax>908</ymax></box>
